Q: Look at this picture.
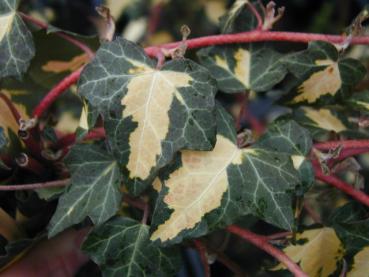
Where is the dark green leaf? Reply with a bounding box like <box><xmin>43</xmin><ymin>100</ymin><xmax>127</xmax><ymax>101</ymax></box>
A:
<box><xmin>82</xmin><ymin>217</ymin><xmax>182</xmax><ymax>277</ymax></box>
<box><xmin>0</xmin><ymin>0</ymin><xmax>35</xmax><ymax>78</ymax></box>
<box><xmin>79</xmin><ymin>37</ymin><xmax>217</xmax><ymax>195</ymax></box>
<box><xmin>48</xmin><ymin>144</ymin><xmax>122</xmax><ymax>237</ymax></box>
<box><xmin>255</xmin><ymin>120</ymin><xmax>314</xmax><ymax>193</ymax></box>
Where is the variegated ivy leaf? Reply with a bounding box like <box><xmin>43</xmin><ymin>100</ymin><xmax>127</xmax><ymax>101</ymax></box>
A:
<box><xmin>347</xmin><ymin>247</ymin><xmax>369</xmax><ymax>277</ymax></box>
<box><xmin>255</xmin><ymin>120</ymin><xmax>314</xmax><ymax>193</ymax></box>
<box><xmin>79</xmin><ymin>37</ymin><xmax>217</xmax><ymax>195</ymax></box>
<box><xmin>0</xmin><ymin>0</ymin><xmax>35</xmax><ymax>78</ymax></box>
<box><xmin>82</xmin><ymin>217</ymin><xmax>182</xmax><ymax>277</ymax></box>
<box><xmin>150</xmin><ymin>105</ymin><xmax>300</xmax><ymax>245</ymax></box>
<box><xmin>346</xmin><ymin>90</ymin><xmax>369</xmax><ymax>115</ymax></box>
<box><xmin>48</xmin><ymin>144</ymin><xmax>122</xmax><ymax>237</ymax></box>
<box><xmin>283</xmin><ymin>41</ymin><xmax>366</xmax><ymax>104</ymax></box>
<box><xmin>294</xmin><ymin>106</ymin><xmax>348</xmax><ymax>134</ymax></box>
<box><xmin>198</xmin><ymin>44</ymin><xmax>287</xmax><ymax>93</ymax></box>
<box><xmin>272</xmin><ymin>227</ymin><xmax>344</xmax><ymax>277</ymax></box>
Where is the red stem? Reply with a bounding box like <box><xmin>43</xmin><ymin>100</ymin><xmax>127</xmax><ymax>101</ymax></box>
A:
<box><xmin>0</xmin><ymin>93</ymin><xmax>21</xmax><ymax>123</ymax></box>
<box><xmin>314</xmin><ymin>164</ymin><xmax>369</xmax><ymax>207</ymax></box>
<box><xmin>193</xmin><ymin>240</ymin><xmax>211</xmax><ymax>277</ymax></box>
<box><xmin>227</xmin><ymin>225</ymin><xmax>308</xmax><ymax>277</ymax></box>
<box><xmin>32</xmin><ymin>68</ymin><xmax>83</xmax><ymax>118</ymax></box>
<box><xmin>54</xmin><ymin>127</ymin><xmax>106</xmax><ymax>149</ymax></box>
<box><xmin>314</xmin><ymin>140</ymin><xmax>369</xmax><ymax>151</ymax></box>
<box><xmin>247</xmin><ymin>2</ymin><xmax>263</xmax><ymax>29</ymax></box>
<box><xmin>19</xmin><ymin>12</ymin><xmax>94</xmax><ymax>58</ymax></box>
<box><xmin>0</xmin><ymin>178</ymin><xmax>70</xmax><ymax>191</ymax></box>
<box><xmin>335</xmin><ymin>148</ymin><xmax>369</xmax><ymax>162</ymax></box>
<box><xmin>144</xmin><ymin>30</ymin><xmax>369</xmax><ymax>57</ymax></box>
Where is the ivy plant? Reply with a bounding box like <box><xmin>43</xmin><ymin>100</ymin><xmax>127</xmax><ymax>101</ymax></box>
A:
<box><xmin>1</xmin><ymin>0</ymin><xmax>369</xmax><ymax>276</ymax></box>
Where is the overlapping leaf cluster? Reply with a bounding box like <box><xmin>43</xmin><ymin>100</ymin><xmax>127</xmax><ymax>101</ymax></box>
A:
<box><xmin>1</xmin><ymin>0</ymin><xmax>369</xmax><ymax>276</ymax></box>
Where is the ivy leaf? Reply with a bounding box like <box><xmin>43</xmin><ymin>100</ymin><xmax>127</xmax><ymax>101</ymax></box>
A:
<box><xmin>150</xmin><ymin>105</ymin><xmax>300</xmax><ymax>245</ymax></box>
<box><xmin>283</xmin><ymin>41</ymin><xmax>366</xmax><ymax>104</ymax></box>
<box><xmin>0</xmin><ymin>0</ymin><xmax>35</xmax><ymax>79</ymax></box>
<box><xmin>79</xmin><ymin>37</ymin><xmax>217</xmax><ymax>195</ymax></box>
<box><xmin>48</xmin><ymin>144</ymin><xmax>122</xmax><ymax>237</ymax></box>
<box><xmin>198</xmin><ymin>44</ymin><xmax>287</xmax><ymax>93</ymax></box>
<box><xmin>272</xmin><ymin>227</ymin><xmax>344</xmax><ymax>277</ymax></box>
<box><xmin>334</xmin><ymin>219</ymin><xmax>369</xmax><ymax>255</ymax></box>
<box><xmin>82</xmin><ymin>217</ymin><xmax>182</xmax><ymax>277</ymax></box>
<box><xmin>347</xmin><ymin>247</ymin><xmax>369</xmax><ymax>277</ymax></box>
<box><xmin>346</xmin><ymin>90</ymin><xmax>369</xmax><ymax>115</ymax></box>
<box><xmin>294</xmin><ymin>106</ymin><xmax>348</xmax><ymax>134</ymax></box>
<box><xmin>255</xmin><ymin>120</ymin><xmax>314</xmax><ymax>192</ymax></box>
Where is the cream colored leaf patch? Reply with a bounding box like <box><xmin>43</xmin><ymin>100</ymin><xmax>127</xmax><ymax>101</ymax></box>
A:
<box><xmin>123</xmin><ymin>70</ymin><xmax>192</xmax><ymax>180</ymax></box>
<box><xmin>347</xmin><ymin>247</ymin><xmax>369</xmax><ymax>277</ymax></box>
<box><xmin>150</xmin><ymin>135</ymin><xmax>243</xmax><ymax>242</ymax></box>
<box><xmin>273</xmin><ymin>228</ymin><xmax>344</xmax><ymax>277</ymax></box>
<box><xmin>41</xmin><ymin>54</ymin><xmax>89</xmax><ymax>73</ymax></box>
<box><xmin>301</xmin><ymin>107</ymin><xmax>347</xmax><ymax>133</ymax></box>
<box><xmin>293</xmin><ymin>60</ymin><xmax>342</xmax><ymax>104</ymax></box>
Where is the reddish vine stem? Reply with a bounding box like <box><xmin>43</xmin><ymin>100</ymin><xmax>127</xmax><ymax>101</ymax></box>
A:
<box><xmin>247</xmin><ymin>2</ymin><xmax>263</xmax><ymax>29</ymax></box>
<box><xmin>313</xmin><ymin>164</ymin><xmax>369</xmax><ymax>207</ymax></box>
<box><xmin>144</xmin><ymin>30</ymin><xmax>369</xmax><ymax>57</ymax></box>
<box><xmin>19</xmin><ymin>12</ymin><xmax>94</xmax><ymax>58</ymax></box>
<box><xmin>193</xmin><ymin>240</ymin><xmax>211</xmax><ymax>277</ymax></box>
<box><xmin>32</xmin><ymin>68</ymin><xmax>83</xmax><ymax>118</ymax></box>
<box><xmin>0</xmin><ymin>93</ymin><xmax>21</xmax><ymax>123</ymax></box>
<box><xmin>335</xmin><ymin>148</ymin><xmax>369</xmax><ymax>162</ymax></box>
<box><xmin>54</xmin><ymin>128</ymin><xmax>106</xmax><ymax>149</ymax></box>
<box><xmin>314</xmin><ymin>140</ymin><xmax>369</xmax><ymax>151</ymax></box>
<box><xmin>227</xmin><ymin>225</ymin><xmax>308</xmax><ymax>277</ymax></box>
<box><xmin>0</xmin><ymin>178</ymin><xmax>70</xmax><ymax>191</ymax></box>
